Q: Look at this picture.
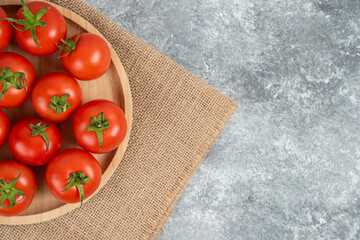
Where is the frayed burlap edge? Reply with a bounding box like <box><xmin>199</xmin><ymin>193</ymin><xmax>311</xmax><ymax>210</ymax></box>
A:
<box><xmin>150</xmin><ymin>102</ymin><xmax>238</xmax><ymax>239</ymax></box>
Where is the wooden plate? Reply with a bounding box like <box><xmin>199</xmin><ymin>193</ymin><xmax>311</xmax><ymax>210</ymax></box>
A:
<box><xmin>0</xmin><ymin>0</ymin><xmax>132</xmax><ymax>225</ymax></box>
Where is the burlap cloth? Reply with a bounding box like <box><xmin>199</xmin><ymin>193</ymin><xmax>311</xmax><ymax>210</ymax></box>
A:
<box><xmin>1</xmin><ymin>0</ymin><xmax>237</xmax><ymax>239</ymax></box>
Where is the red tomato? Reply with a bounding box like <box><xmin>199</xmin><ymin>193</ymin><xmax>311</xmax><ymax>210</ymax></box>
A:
<box><xmin>0</xmin><ymin>7</ymin><xmax>12</xmax><ymax>52</ymax></box>
<box><xmin>0</xmin><ymin>109</ymin><xmax>10</xmax><ymax>147</ymax></box>
<box><xmin>0</xmin><ymin>52</ymin><xmax>36</xmax><ymax>108</ymax></box>
<box><xmin>45</xmin><ymin>149</ymin><xmax>102</xmax><ymax>205</ymax></box>
<box><xmin>10</xmin><ymin>0</ymin><xmax>66</xmax><ymax>56</ymax></box>
<box><xmin>0</xmin><ymin>161</ymin><xmax>37</xmax><ymax>217</ymax></box>
<box><xmin>31</xmin><ymin>72</ymin><xmax>83</xmax><ymax>123</ymax></box>
<box><xmin>9</xmin><ymin>118</ymin><xmax>61</xmax><ymax>166</ymax></box>
<box><xmin>73</xmin><ymin>100</ymin><xmax>127</xmax><ymax>154</ymax></box>
<box><xmin>59</xmin><ymin>33</ymin><xmax>111</xmax><ymax>80</ymax></box>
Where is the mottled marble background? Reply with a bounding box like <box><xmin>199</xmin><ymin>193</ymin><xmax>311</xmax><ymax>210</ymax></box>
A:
<box><xmin>83</xmin><ymin>0</ymin><xmax>360</xmax><ymax>239</ymax></box>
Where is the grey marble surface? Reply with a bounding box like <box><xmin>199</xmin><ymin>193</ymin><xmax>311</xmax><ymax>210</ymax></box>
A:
<box><xmin>83</xmin><ymin>0</ymin><xmax>360</xmax><ymax>239</ymax></box>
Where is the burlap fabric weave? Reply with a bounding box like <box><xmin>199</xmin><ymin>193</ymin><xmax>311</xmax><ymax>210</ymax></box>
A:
<box><xmin>0</xmin><ymin>0</ymin><xmax>238</xmax><ymax>239</ymax></box>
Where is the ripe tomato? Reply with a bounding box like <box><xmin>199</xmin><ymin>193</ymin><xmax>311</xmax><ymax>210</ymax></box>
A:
<box><xmin>45</xmin><ymin>149</ymin><xmax>102</xmax><ymax>205</ymax></box>
<box><xmin>0</xmin><ymin>109</ymin><xmax>10</xmax><ymax>147</ymax></box>
<box><xmin>58</xmin><ymin>33</ymin><xmax>111</xmax><ymax>80</ymax></box>
<box><xmin>9</xmin><ymin>118</ymin><xmax>61</xmax><ymax>166</ymax></box>
<box><xmin>73</xmin><ymin>99</ymin><xmax>127</xmax><ymax>154</ymax></box>
<box><xmin>0</xmin><ymin>161</ymin><xmax>37</xmax><ymax>217</ymax></box>
<box><xmin>0</xmin><ymin>7</ymin><xmax>12</xmax><ymax>52</ymax></box>
<box><xmin>31</xmin><ymin>72</ymin><xmax>83</xmax><ymax>123</ymax></box>
<box><xmin>0</xmin><ymin>52</ymin><xmax>36</xmax><ymax>108</ymax></box>
<box><xmin>7</xmin><ymin>0</ymin><xmax>66</xmax><ymax>56</ymax></box>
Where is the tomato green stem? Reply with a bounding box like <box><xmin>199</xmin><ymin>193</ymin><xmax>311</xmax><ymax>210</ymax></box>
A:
<box><xmin>62</xmin><ymin>171</ymin><xmax>89</xmax><ymax>206</ymax></box>
<box><xmin>87</xmin><ymin>112</ymin><xmax>109</xmax><ymax>150</ymax></box>
<box><xmin>29</xmin><ymin>121</ymin><xmax>50</xmax><ymax>153</ymax></box>
<box><xmin>0</xmin><ymin>67</ymin><xmax>28</xmax><ymax>100</ymax></box>
<box><xmin>57</xmin><ymin>32</ymin><xmax>80</xmax><ymax>58</ymax></box>
<box><xmin>0</xmin><ymin>172</ymin><xmax>25</xmax><ymax>210</ymax></box>
<box><xmin>49</xmin><ymin>93</ymin><xmax>72</xmax><ymax>114</ymax></box>
<box><xmin>1</xmin><ymin>0</ymin><xmax>49</xmax><ymax>48</ymax></box>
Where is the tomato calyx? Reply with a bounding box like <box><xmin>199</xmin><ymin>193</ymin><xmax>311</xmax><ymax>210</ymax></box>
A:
<box><xmin>29</xmin><ymin>121</ymin><xmax>50</xmax><ymax>152</ymax></box>
<box><xmin>57</xmin><ymin>33</ymin><xmax>80</xmax><ymax>58</ymax></box>
<box><xmin>49</xmin><ymin>93</ymin><xmax>72</xmax><ymax>114</ymax></box>
<box><xmin>62</xmin><ymin>171</ymin><xmax>89</xmax><ymax>205</ymax></box>
<box><xmin>0</xmin><ymin>67</ymin><xmax>28</xmax><ymax>100</ymax></box>
<box><xmin>2</xmin><ymin>0</ymin><xmax>49</xmax><ymax>48</ymax></box>
<box><xmin>0</xmin><ymin>172</ymin><xmax>25</xmax><ymax>210</ymax></box>
<box><xmin>87</xmin><ymin>112</ymin><xmax>109</xmax><ymax>150</ymax></box>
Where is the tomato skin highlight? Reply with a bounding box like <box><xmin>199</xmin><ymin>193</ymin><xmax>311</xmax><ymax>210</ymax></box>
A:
<box><xmin>0</xmin><ymin>52</ymin><xmax>36</xmax><ymax>108</ymax></box>
<box><xmin>31</xmin><ymin>72</ymin><xmax>83</xmax><ymax>123</ymax></box>
<box><xmin>45</xmin><ymin>149</ymin><xmax>102</xmax><ymax>204</ymax></box>
<box><xmin>60</xmin><ymin>33</ymin><xmax>111</xmax><ymax>80</ymax></box>
<box><xmin>0</xmin><ymin>161</ymin><xmax>37</xmax><ymax>217</ymax></box>
<box><xmin>0</xmin><ymin>109</ymin><xmax>10</xmax><ymax>147</ymax></box>
<box><xmin>73</xmin><ymin>99</ymin><xmax>127</xmax><ymax>154</ymax></box>
<box><xmin>9</xmin><ymin>118</ymin><xmax>62</xmax><ymax>166</ymax></box>
<box><xmin>0</xmin><ymin>7</ymin><xmax>13</xmax><ymax>52</ymax></box>
<box><xmin>14</xmin><ymin>1</ymin><xmax>67</xmax><ymax>56</ymax></box>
